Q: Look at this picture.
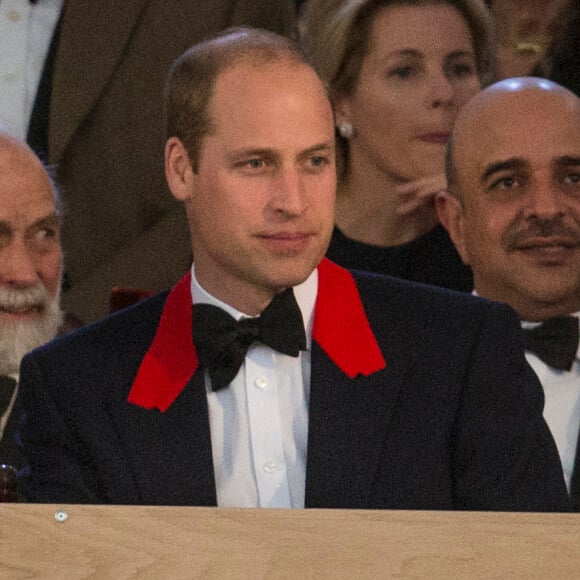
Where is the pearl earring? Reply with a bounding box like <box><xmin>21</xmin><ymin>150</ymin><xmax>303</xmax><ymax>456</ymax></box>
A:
<box><xmin>338</xmin><ymin>122</ymin><xmax>354</xmax><ymax>139</ymax></box>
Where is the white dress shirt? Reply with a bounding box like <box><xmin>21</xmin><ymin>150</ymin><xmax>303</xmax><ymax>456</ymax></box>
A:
<box><xmin>191</xmin><ymin>267</ymin><xmax>317</xmax><ymax>508</ymax></box>
<box><xmin>522</xmin><ymin>314</ymin><xmax>580</xmax><ymax>491</ymax></box>
<box><xmin>0</xmin><ymin>0</ymin><xmax>63</xmax><ymax>139</ymax></box>
<box><xmin>0</xmin><ymin>373</ymin><xmax>18</xmax><ymax>440</ymax></box>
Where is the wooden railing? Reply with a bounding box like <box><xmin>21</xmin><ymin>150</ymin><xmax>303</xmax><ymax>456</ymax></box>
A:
<box><xmin>0</xmin><ymin>505</ymin><xmax>578</xmax><ymax>578</ymax></box>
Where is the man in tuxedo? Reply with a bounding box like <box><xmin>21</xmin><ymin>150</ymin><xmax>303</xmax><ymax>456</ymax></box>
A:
<box><xmin>18</xmin><ymin>30</ymin><xmax>569</xmax><ymax>511</ymax></box>
<box><xmin>0</xmin><ymin>132</ymin><xmax>64</xmax><ymax>469</ymax></box>
<box><xmin>437</xmin><ymin>77</ymin><xmax>580</xmax><ymax>509</ymax></box>
<box><xmin>1</xmin><ymin>0</ymin><xmax>296</xmax><ymax>324</ymax></box>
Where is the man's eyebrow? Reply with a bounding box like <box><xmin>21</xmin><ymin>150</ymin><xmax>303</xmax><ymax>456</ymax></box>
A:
<box><xmin>300</xmin><ymin>141</ymin><xmax>335</xmax><ymax>156</ymax></box>
<box><xmin>553</xmin><ymin>155</ymin><xmax>580</xmax><ymax>168</ymax></box>
<box><xmin>226</xmin><ymin>142</ymin><xmax>335</xmax><ymax>162</ymax></box>
<box><xmin>0</xmin><ymin>221</ymin><xmax>11</xmax><ymax>235</ymax></box>
<box><xmin>26</xmin><ymin>213</ymin><xmax>61</xmax><ymax>233</ymax></box>
<box><xmin>226</xmin><ymin>148</ymin><xmax>278</xmax><ymax>161</ymax></box>
<box><xmin>34</xmin><ymin>213</ymin><xmax>60</xmax><ymax>226</ymax></box>
<box><xmin>481</xmin><ymin>158</ymin><xmax>527</xmax><ymax>184</ymax></box>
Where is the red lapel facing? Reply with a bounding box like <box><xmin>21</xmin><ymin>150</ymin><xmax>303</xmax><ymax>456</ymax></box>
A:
<box><xmin>314</xmin><ymin>258</ymin><xmax>386</xmax><ymax>378</ymax></box>
<box><xmin>127</xmin><ymin>259</ymin><xmax>385</xmax><ymax>412</ymax></box>
<box><xmin>127</xmin><ymin>273</ymin><xmax>197</xmax><ymax>412</ymax></box>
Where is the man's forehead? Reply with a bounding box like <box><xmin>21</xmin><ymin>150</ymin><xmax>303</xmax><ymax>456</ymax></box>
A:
<box><xmin>211</xmin><ymin>58</ymin><xmax>328</xmax><ymax>111</ymax></box>
<box><xmin>204</xmin><ymin>60</ymin><xmax>334</xmax><ymax>152</ymax></box>
<box><xmin>456</xmin><ymin>94</ymin><xmax>580</xmax><ymax>172</ymax></box>
<box><xmin>0</xmin><ymin>155</ymin><xmax>55</xmax><ymax>221</ymax></box>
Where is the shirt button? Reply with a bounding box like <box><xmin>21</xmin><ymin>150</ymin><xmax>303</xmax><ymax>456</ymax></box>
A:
<box><xmin>263</xmin><ymin>460</ymin><xmax>277</xmax><ymax>473</ymax></box>
<box><xmin>7</xmin><ymin>10</ymin><xmax>22</xmax><ymax>23</ymax></box>
<box><xmin>255</xmin><ymin>377</ymin><xmax>268</xmax><ymax>389</ymax></box>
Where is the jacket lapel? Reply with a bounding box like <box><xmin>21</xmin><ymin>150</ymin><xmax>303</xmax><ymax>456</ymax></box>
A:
<box><xmin>127</xmin><ymin>273</ymin><xmax>197</xmax><ymax>411</ymax></box>
<box><xmin>305</xmin><ymin>342</ymin><xmax>405</xmax><ymax>508</ymax></box>
<box><xmin>116</xmin><ymin>369</ymin><xmax>216</xmax><ymax>505</ymax></box>
<box><xmin>49</xmin><ymin>0</ymin><xmax>150</xmax><ymax>163</ymax></box>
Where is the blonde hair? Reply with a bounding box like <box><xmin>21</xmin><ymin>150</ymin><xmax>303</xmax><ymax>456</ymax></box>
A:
<box><xmin>301</xmin><ymin>0</ymin><xmax>495</xmax><ymax>97</ymax></box>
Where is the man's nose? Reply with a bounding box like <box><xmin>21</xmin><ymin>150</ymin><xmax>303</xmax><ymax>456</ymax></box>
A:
<box><xmin>0</xmin><ymin>240</ymin><xmax>40</xmax><ymax>287</ymax></box>
<box><xmin>271</xmin><ymin>169</ymin><xmax>307</xmax><ymax>216</ymax></box>
<box><xmin>524</xmin><ymin>183</ymin><xmax>566</xmax><ymax>219</ymax></box>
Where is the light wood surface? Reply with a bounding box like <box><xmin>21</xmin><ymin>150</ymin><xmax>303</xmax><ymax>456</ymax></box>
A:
<box><xmin>0</xmin><ymin>504</ymin><xmax>578</xmax><ymax>579</ymax></box>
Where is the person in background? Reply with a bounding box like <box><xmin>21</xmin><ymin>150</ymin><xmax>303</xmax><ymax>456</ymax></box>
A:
<box><xmin>0</xmin><ymin>131</ymin><xmax>64</xmax><ymax>469</ymax></box>
<box><xmin>16</xmin><ymin>28</ymin><xmax>569</xmax><ymax>512</ymax></box>
<box><xmin>299</xmin><ymin>0</ymin><xmax>495</xmax><ymax>291</ymax></box>
<box><xmin>0</xmin><ymin>0</ymin><xmax>296</xmax><ymax>324</ymax></box>
<box><xmin>484</xmin><ymin>0</ymin><xmax>572</xmax><ymax>80</ymax></box>
<box><xmin>437</xmin><ymin>77</ymin><xmax>580</xmax><ymax>509</ymax></box>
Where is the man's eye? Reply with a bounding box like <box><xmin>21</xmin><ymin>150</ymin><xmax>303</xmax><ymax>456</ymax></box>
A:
<box><xmin>491</xmin><ymin>176</ymin><xmax>518</xmax><ymax>190</ymax></box>
<box><xmin>28</xmin><ymin>227</ymin><xmax>60</xmax><ymax>253</ymax></box>
<box><xmin>37</xmin><ymin>228</ymin><xmax>57</xmax><ymax>239</ymax></box>
<box><xmin>245</xmin><ymin>159</ymin><xmax>264</xmax><ymax>170</ymax></box>
<box><xmin>309</xmin><ymin>156</ymin><xmax>327</xmax><ymax>167</ymax></box>
<box><xmin>563</xmin><ymin>172</ymin><xmax>580</xmax><ymax>185</ymax></box>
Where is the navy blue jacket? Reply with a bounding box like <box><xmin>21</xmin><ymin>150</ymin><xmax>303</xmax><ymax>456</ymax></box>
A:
<box><xmin>17</xmin><ymin>264</ymin><xmax>570</xmax><ymax>511</ymax></box>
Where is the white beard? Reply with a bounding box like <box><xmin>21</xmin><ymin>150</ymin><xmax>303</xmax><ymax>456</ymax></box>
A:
<box><xmin>0</xmin><ymin>283</ymin><xmax>63</xmax><ymax>375</ymax></box>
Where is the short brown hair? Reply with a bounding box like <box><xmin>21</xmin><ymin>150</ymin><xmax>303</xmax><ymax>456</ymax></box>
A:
<box><xmin>166</xmin><ymin>27</ymin><xmax>313</xmax><ymax>170</ymax></box>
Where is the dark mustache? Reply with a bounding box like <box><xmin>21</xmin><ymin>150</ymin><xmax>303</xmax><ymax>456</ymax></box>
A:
<box><xmin>505</xmin><ymin>217</ymin><xmax>580</xmax><ymax>249</ymax></box>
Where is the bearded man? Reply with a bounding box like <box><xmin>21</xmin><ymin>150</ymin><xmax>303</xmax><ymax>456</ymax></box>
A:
<box><xmin>0</xmin><ymin>132</ymin><xmax>65</xmax><ymax>468</ymax></box>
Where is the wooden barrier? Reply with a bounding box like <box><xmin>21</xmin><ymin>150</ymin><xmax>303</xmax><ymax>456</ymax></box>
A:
<box><xmin>0</xmin><ymin>505</ymin><xmax>578</xmax><ymax>578</ymax></box>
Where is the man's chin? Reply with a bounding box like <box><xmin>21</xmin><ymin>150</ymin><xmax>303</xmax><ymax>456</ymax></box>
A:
<box><xmin>0</xmin><ymin>304</ymin><xmax>63</xmax><ymax>375</ymax></box>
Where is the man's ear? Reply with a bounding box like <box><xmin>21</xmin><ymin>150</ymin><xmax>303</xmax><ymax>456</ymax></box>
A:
<box><xmin>435</xmin><ymin>191</ymin><xmax>470</xmax><ymax>265</ymax></box>
<box><xmin>165</xmin><ymin>137</ymin><xmax>195</xmax><ymax>202</ymax></box>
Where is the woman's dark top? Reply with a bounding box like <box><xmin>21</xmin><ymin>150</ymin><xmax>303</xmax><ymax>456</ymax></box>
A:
<box><xmin>326</xmin><ymin>223</ymin><xmax>473</xmax><ymax>292</ymax></box>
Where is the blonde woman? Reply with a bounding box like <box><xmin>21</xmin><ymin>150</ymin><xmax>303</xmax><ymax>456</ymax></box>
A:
<box><xmin>301</xmin><ymin>0</ymin><xmax>495</xmax><ymax>290</ymax></box>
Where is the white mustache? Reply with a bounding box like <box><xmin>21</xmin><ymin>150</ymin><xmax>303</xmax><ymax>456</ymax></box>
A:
<box><xmin>0</xmin><ymin>284</ymin><xmax>50</xmax><ymax>312</ymax></box>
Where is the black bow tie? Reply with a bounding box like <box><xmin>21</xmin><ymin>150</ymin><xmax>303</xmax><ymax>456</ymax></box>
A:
<box><xmin>0</xmin><ymin>376</ymin><xmax>17</xmax><ymax>417</ymax></box>
<box><xmin>522</xmin><ymin>316</ymin><xmax>579</xmax><ymax>371</ymax></box>
<box><xmin>193</xmin><ymin>288</ymin><xmax>306</xmax><ymax>391</ymax></box>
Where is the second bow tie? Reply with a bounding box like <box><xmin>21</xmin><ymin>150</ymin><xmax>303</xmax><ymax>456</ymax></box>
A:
<box><xmin>193</xmin><ymin>288</ymin><xmax>307</xmax><ymax>391</ymax></box>
<box><xmin>522</xmin><ymin>316</ymin><xmax>579</xmax><ymax>371</ymax></box>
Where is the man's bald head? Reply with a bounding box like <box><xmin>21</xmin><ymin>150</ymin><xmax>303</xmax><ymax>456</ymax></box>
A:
<box><xmin>437</xmin><ymin>78</ymin><xmax>580</xmax><ymax>320</ymax></box>
<box><xmin>0</xmin><ymin>134</ymin><xmax>61</xmax><ymax>214</ymax></box>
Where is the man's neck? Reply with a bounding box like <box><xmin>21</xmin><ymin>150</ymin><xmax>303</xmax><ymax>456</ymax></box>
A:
<box><xmin>472</xmin><ymin>286</ymin><xmax>580</xmax><ymax>322</ymax></box>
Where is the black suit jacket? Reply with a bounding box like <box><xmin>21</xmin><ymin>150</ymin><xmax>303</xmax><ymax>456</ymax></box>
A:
<box><xmin>17</xmin><ymin>261</ymin><xmax>570</xmax><ymax>511</ymax></box>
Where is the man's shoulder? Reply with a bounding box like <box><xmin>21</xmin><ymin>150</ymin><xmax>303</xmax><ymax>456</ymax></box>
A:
<box><xmin>349</xmin><ymin>268</ymin><xmax>517</xmax><ymax>341</ymax></box>
<box><xmin>350</xmin><ymin>268</ymin><xmax>494</xmax><ymax>313</ymax></box>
